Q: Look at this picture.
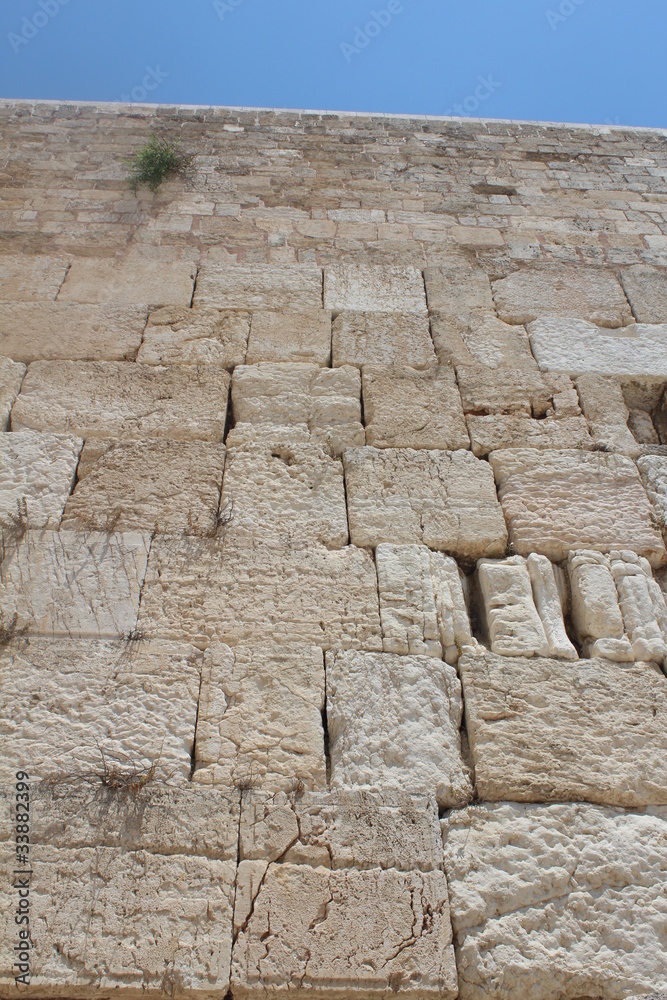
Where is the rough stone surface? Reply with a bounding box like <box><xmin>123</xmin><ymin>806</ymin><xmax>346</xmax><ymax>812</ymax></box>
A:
<box><xmin>327</xmin><ymin>649</ymin><xmax>473</xmax><ymax>808</ymax></box>
<box><xmin>0</xmin><ymin>254</ymin><xmax>70</xmax><ymax>301</ymax></box>
<box><xmin>526</xmin><ymin>552</ymin><xmax>578</xmax><ymax>660</ymax></box>
<box><xmin>194</xmin><ymin>263</ymin><xmax>323</xmax><ymax>310</ymax></box>
<box><xmin>231</xmin><ymin>863</ymin><xmax>458</xmax><ymax>999</ymax></box>
<box><xmin>423</xmin><ymin>262</ymin><xmax>494</xmax><ymax>315</ymax></box>
<box><xmin>0</xmin><ymin>302</ymin><xmax>147</xmax><ymax>361</ymax></box>
<box><xmin>431</xmin><ymin>313</ymin><xmax>538</xmax><ymax>371</ymax></box>
<box><xmin>576</xmin><ymin>373</ymin><xmax>642</xmax><ymax>455</ymax></box>
<box><xmin>344</xmin><ymin>447</ymin><xmax>507</xmax><ymax>559</ymax></box>
<box><xmin>246</xmin><ymin>309</ymin><xmax>332</xmax><ymax>365</ymax></box>
<box><xmin>362</xmin><ymin>364</ymin><xmax>469</xmax><ymax>450</ymax></box>
<box><xmin>12</xmin><ymin>360</ymin><xmax>230</xmax><ymax>442</ymax></box>
<box><xmin>638</xmin><ymin>455</ymin><xmax>667</xmax><ymax>536</ymax></box>
<box><xmin>493</xmin><ymin>265</ymin><xmax>634</xmax><ymax>327</ymax></box>
<box><xmin>442</xmin><ymin>802</ymin><xmax>667</xmax><ymax>1000</ymax></box>
<box><xmin>193</xmin><ymin>642</ymin><xmax>326</xmax><ymax>792</ymax></box>
<box><xmin>528</xmin><ymin>316</ymin><xmax>667</xmax><ymax>380</ymax></box>
<box><xmin>59</xmin><ymin>249</ymin><xmax>197</xmax><ymax>306</ymax></box>
<box><xmin>610</xmin><ymin>550</ymin><xmax>667</xmax><ymax>664</ymax></box>
<box><xmin>459</xmin><ymin>650</ymin><xmax>667</xmax><ymax>807</ymax></box>
<box><xmin>0</xmin><ymin>430</ymin><xmax>82</xmax><ymax>529</ymax></box>
<box><xmin>138</xmin><ymin>306</ymin><xmax>250</xmax><ymax>367</ymax></box>
<box><xmin>568</xmin><ymin>550</ymin><xmax>631</xmax><ymax>660</ymax></box>
<box><xmin>0</xmin><ymin>357</ymin><xmax>26</xmax><ymax>430</ymax></box>
<box><xmin>332</xmin><ymin>312</ymin><xmax>437</xmax><ymax>369</ymax></box>
<box><xmin>324</xmin><ymin>264</ymin><xmax>427</xmax><ymax>313</ymax></box>
<box><xmin>621</xmin><ymin>265</ymin><xmax>667</xmax><ymax>324</ymax></box>
<box><xmin>477</xmin><ymin>556</ymin><xmax>551</xmax><ymax>658</ymax></box>
<box><xmin>490</xmin><ymin>448</ymin><xmax>667</xmax><ymax>567</ymax></box>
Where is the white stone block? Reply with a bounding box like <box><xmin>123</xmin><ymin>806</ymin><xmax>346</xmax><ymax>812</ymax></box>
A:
<box><xmin>0</xmin><ymin>254</ymin><xmax>70</xmax><ymax>301</ymax></box>
<box><xmin>194</xmin><ymin>263</ymin><xmax>323</xmax><ymax>310</ymax></box>
<box><xmin>0</xmin><ymin>430</ymin><xmax>81</xmax><ymax>529</ymax></box>
<box><xmin>478</xmin><ymin>556</ymin><xmax>550</xmax><ymax>658</ymax></box>
<box><xmin>324</xmin><ymin>264</ymin><xmax>427</xmax><ymax>313</ymax></box>
<box><xmin>529</xmin><ymin>317</ymin><xmax>667</xmax><ymax>381</ymax></box>
<box><xmin>493</xmin><ymin>265</ymin><xmax>633</xmax><ymax>327</ymax></box>
<box><xmin>138</xmin><ymin>306</ymin><xmax>249</xmax><ymax>367</ymax></box>
<box><xmin>332</xmin><ymin>312</ymin><xmax>436</xmax><ymax>368</ymax></box>
<box><xmin>59</xmin><ymin>250</ymin><xmax>198</xmax><ymax>306</ymax></box>
<box><xmin>245</xmin><ymin>309</ymin><xmax>331</xmax><ymax>365</ymax></box>
<box><xmin>0</xmin><ymin>302</ymin><xmax>147</xmax><ymax>361</ymax></box>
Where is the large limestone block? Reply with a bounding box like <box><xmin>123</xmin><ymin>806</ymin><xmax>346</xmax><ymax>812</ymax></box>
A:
<box><xmin>576</xmin><ymin>374</ymin><xmax>642</xmax><ymax>455</ymax></box>
<box><xmin>0</xmin><ymin>302</ymin><xmax>147</xmax><ymax>361</ymax></box>
<box><xmin>568</xmin><ymin>550</ymin><xmax>631</xmax><ymax>660</ymax></box>
<box><xmin>231</xmin><ymin>361</ymin><xmax>363</xmax><ymax>455</ymax></box>
<box><xmin>362</xmin><ymin>364</ymin><xmax>470</xmax><ymax>450</ymax></box>
<box><xmin>246</xmin><ymin>309</ymin><xmax>332</xmax><ymax>365</ymax></box>
<box><xmin>0</xmin><ymin>846</ymin><xmax>236</xmax><ymax>997</ymax></box>
<box><xmin>431</xmin><ymin>313</ymin><xmax>538</xmax><ymax>371</ymax></box>
<box><xmin>528</xmin><ymin>317</ymin><xmax>667</xmax><ymax>381</ymax></box>
<box><xmin>459</xmin><ymin>650</ymin><xmax>667</xmax><ymax>807</ymax></box>
<box><xmin>61</xmin><ymin>438</ymin><xmax>225</xmax><ymax>536</ymax></box>
<box><xmin>477</xmin><ymin>556</ymin><xmax>550</xmax><ymax>658</ymax></box>
<box><xmin>332</xmin><ymin>312</ymin><xmax>436</xmax><ymax>369</ymax></box>
<box><xmin>526</xmin><ymin>552</ymin><xmax>577</xmax><ymax>660</ymax></box>
<box><xmin>424</xmin><ymin>262</ymin><xmax>494</xmax><ymax>314</ymax></box>
<box><xmin>327</xmin><ymin>649</ymin><xmax>473</xmax><ymax>808</ymax></box>
<box><xmin>0</xmin><ymin>357</ymin><xmax>26</xmax><ymax>430</ymax></box>
<box><xmin>638</xmin><ymin>455</ymin><xmax>667</xmax><ymax>535</ymax></box>
<box><xmin>0</xmin><ymin>430</ymin><xmax>82</xmax><ymax>529</ymax></box>
<box><xmin>442</xmin><ymin>802</ymin><xmax>667</xmax><ymax>1000</ymax></box>
<box><xmin>193</xmin><ymin>643</ymin><xmax>326</xmax><ymax>792</ymax></box>
<box><xmin>12</xmin><ymin>361</ymin><xmax>230</xmax><ymax>442</ymax></box>
<box><xmin>194</xmin><ymin>263</ymin><xmax>323</xmax><ymax>310</ymax></box>
<box><xmin>0</xmin><ymin>254</ymin><xmax>70</xmax><ymax>300</ymax></box>
<box><xmin>231</xmin><ymin>863</ymin><xmax>458</xmax><ymax>999</ymax></box>
<box><xmin>467</xmin><ymin>412</ymin><xmax>592</xmax><ymax>456</ymax></box>
<box><xmin>344</xmin><ymin>447</ymin><xmax>507</xmax><ymax>559</ymax></box>
<box><xmin>324</xmin><ymin>264</ymin><xmax>427</xmax><ymax>313</ymax></box>
<box><xmin>138</xmin><ymin>536</ymin><xmax>382</xmax><ymax>652</ymax></box>
<box><xmin>0</xmin><ymin>638</ymin><xmax>201</xmax><ymax>784</ymax></box>
<box><xmin>59</xmin><ymin>250</ymin><xmax>197</xmax><ymax>306</ymax></box>
<box><xmin>137</xmin><ymin>306</ymin><xmax>250</xmax><ymax>367</ymax></box>
<box><xmin>492</xmin><ymin>265</ymin><xmax>633</xmax><ymax>328</ymax></box>
<box><xmin>610</xmin><ymin>550</ymin><xmax>667</xmax><ymax>664</ymax></box>
<box><xmin>621</xmin><ymin>265</ymin><xmax>667</xmax><ymax>324</ymax></box>
<box><xmin>490</xmin><ymin>448</ymin><xmax>667</xmax><ymax>567</ymax></box>
<box><xmin>0</xmin><ymin>529</ymin><xmax>150</xmax><ymax>638</ymax></box>
<box><xmin>220</xmin><ymin>440</ymin><xmax>347</xmax><ymax>548</ymax></box>
<box><xmin>240</xmin><ymin>789</ymin><xmax>442</xmax><ymax>871</ymax></box>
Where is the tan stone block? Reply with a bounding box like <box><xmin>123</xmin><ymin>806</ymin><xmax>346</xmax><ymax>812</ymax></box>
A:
<box><xmin>477</xmin><ymin>556</ymin><xmax>551</xmax><ymax>658</ymax></box>
<box><xmin>466</xmin><ymin>413</ymin><xmax>592</xmax><ymax>456</ymax></box>
<box><xmin>61</xmin><ymin>438</ymin><xmax>225</xmax><ymax>536</ymax></box>
<box><xmin>431</xmin><ymin>313</ymin><xmax>538</xmax><ymax>370</ymax></box>
<box><xmin>610</xmin><ymin>549</ymin><xmax>667</xmax><ymax>664</ymax></box>
<box><xmin>0</xmin><ymin>357</ymin><xmax>26</xmax><ymax>430</ymax></box>
<box><xmin>575</xmin><ymin>374</ymin><xmax>641</xmax><ymax>455</ymax></box>
<box><xmin>0</xmin><ymin>430</ymin><xmax>81</xmax><ymax>529</ymax></box>
<box><xmin>452</xmin><ymin>225</ymin><xmax>504</xmax><ymax>247</ymax></box>
<box><xmin>58</xmin><ymin>250</ymin><xmax>197</xmax><ymax>306</ymax></box>
<box><xmin>490</xmin><ymin>448</ymin><xmax>667</xmax><ymax>567</ymax></box>
<box><xmin>0</xmin><ymin>846</ymin><xmax>236</xmax><ymax>997</ymax></box>
<box><xmin>493</xmin><ymin>264</ymin><xmax>633</xmax><ymax>328</ymax></box>
<box><xmin>0</xmin><ymin>302</ymin><xmax>147</xmax><ymax>361</ymax></box>
<box><xmin>194</xmin><ymin>263</ymin><xmax>323</xmax><ymax>309</ymax></box>
<box><xmin>424</xmin><ymin>261</ymin><xmax>493</xmax><ymax>314</ymax></box>
<box><xmin>246</xmin><ymin>309</ymin><xmax>332</xmax><ymax>365</ymax></box>
<box><xmin>324</xmin><ymin>264</ymin><xmax>427</xmax><ymax>313</ymax></box>
<box><xmin>638</xmin><ymin>455</ymin><xmax>667</xmax><ymax>534</ymax></box>
<box><xmin>12</xmin><ymin>361</ymin><xmax>230</xmax><ymax>442</ymax></box>
<box><xmin>442</xmin><ymin>802</ymin><xmax>667</xmax><ymax>1000</ymax></box>
<box><xmin>193</xmin><ymin>643</ymin><xmax>326</xmax><ymax>792</ymax></box>
<box><xmin>460</xmin><ymin>650</ymin><xmax>667</xmax><ymax>807</ymax></box>
<box><xmin>332</xmin><ymin>312</ymin><xmax>436</xmax><ymax>369</ymax></box>
<box><xmin>138</xmin><ymin>306</ymin><xmax>249</xmax><ymax>367</ymax></box>
<box><xmin>363</xmin><ymin>364</ymin><xmax>469</xmax><ymax>450</ymax></box>
<box><xmin>0</xmin><ymin>529</ymin><xmax>150</xmax><ymax>638</ymax></box>
<box><xmin>458</xmin><ymin>365</ymin><xmax>582</xmax><ymax>417</ymax></box>
<box><xmin>138</xmin><ymin>536</ymin><xmax>382</xmax><ymax>652</ymax></box>
<box><xmin>0</xmin><ymin>637</ymin><xmax>201</xmax><ymax>784</ymax></box>
<box><xmin>327</xmin><ymin>649</ymin><xmax>473</xmax><ymax>808</ymax></box>
<box><xmin>344</xmin><ymin>447</ymin><xmax>507</xmax><ymax>559</ymax></box>
<box><xmin>0</xmin><ymin>254</ymin><xmax>70</xmax><ymax>301</ymax></box>
<box><xmin>528</xmin><ymin>317</ymin><xmax>667</xmax><ymax>381</ymax></box>
<box><xmin>231</xmin><ymin>863</ymin><xmax>458</xmax><ymax>999</ymax></box>
<box><xmin>621</xmin><ymin>264</ymin><xmax>667</xmax><ymax>323</ymax></box>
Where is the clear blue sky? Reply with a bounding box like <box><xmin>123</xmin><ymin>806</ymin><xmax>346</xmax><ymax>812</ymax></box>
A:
<box><xmin>1</xmin><ymin>0</ymin><xmax>665</xmax><ymax>127</ymax></box>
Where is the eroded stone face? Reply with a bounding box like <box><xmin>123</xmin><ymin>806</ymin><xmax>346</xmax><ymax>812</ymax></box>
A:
<box><xmin>0</xmin><ymin>303</ymin><xmax>147</xmax><ymax>361</ymax></box>
<box><xmin>194</xmin><ymin>263</ymin><xmax>323</xmax><ymax>310</ymax></box>
<box><xmin>431</xmin><ymin>313</ymin><xmax>538</xmax><ymax>371</ymax></box>
<box><xmin>459</xmin><ymin>650</ymin><xmax>667</xmax><ymax>807</ymax></box>
<box><xmin>576</xmin><ymin>374</ymin><xmax>641</xmax><ymax>455</ymax></box>
<box><xmin>327</xmin><ymin>649</ymin><xmax>473</xmax><ymax>808</ymax></box>
<box><xmin>638</xmin><ymin>455</ymin><xmax>667</xmax><ymax>537</ymax></box>
<box><xmin>528</xmin><ymin>317</ymin><xmax>667</xmax><ymax>381</ymax></box>
<box><xmin>0</xmin><ymin>356</ymin><xmax>26</xmax><ymax>430</ymax></box>
<box><xmin>246</xmin><ymin>309</ymin><xmax>332</xmax><ymax>365</ymax></box>
<box><xmin>442</xmin><ymin>802</ymin><xmax>667</xmax><ymax>1000</ymax></box>
<box><xmin>362</xmin><ymin>364</ymin><xmax>469</xmax><ymax>450</ymax></box>
<box><xmin>59</xmin><ymin>250</ymin><xmax>197</xmax><ymax>306</ymax></box>
<box><xmin>138</xmin><ymin>306</ymin><xmax>250</xmax><ymax>367</ymax></box>
<box><xmin>332</xmin><ymin>312</ymin><xmax>437</xmax><ymax>369</ymax></box>
<box><xmin>0</xmin><ymin>430</ymin><xmax>82</xmax><ymax>529</ymax></box>
<box><xmin>493</xmin><ymin>265</ymin><xmax>634</xmax><ymax>327</ymax></box>
<box><xmin>324</xmin><ymin>264</ymin><xmax>427</xmax><ymax>313</ymax></box>
<box><xmin>621</xmin><ymin>265</ymin><xmax>667</xmax><ymax>324</ymax></box>
<box><xmin>423</xmin><ymin>262</ymin><xmax>493</xmax><ymax>315</ymax></box>
<box><xmin>0</xmin><ymin>254</ymin><xmax>70</xmax><ymax>301</ymax></box>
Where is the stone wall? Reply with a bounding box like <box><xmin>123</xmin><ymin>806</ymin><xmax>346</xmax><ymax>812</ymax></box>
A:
<box><xmin>0</xmin><ymin>100</ymin><xmax>666</xmax><ymax>999</ymax></box>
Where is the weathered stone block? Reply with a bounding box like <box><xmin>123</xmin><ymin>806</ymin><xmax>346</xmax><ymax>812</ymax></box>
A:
<box><xmin>576</xmin><ymin>373</ymin><xmax>642</xmax><ymax>455</ymax></box>
<box><xmin>526</xmin><ymin>552</ymin><xmax>577</xmax><ymax>660</ymax></box>
<box><xmin>568</xmin><ymin>549</ymin><xmax>633</xmax><ymax>661</ymax></box>
<box><xmin>492</xmin><ymin>265</ymin><xmax>633</xmax><ymax>328</ymax></box>
<box><xmin>528</xmin><ymin>317</ymin><xmax>667</xmax><ymax>381</ymax></box>
<box><xmin>324</xmin><ymin>264</ymin><xmax>427</xmax><ymax>313</ymax></box>
<box><xmin>362</xmin><ymin>364</ymin><xmax>469</xmax><ymax>450</ymax></box>
<box><xmin>424</xmin><ymin>262</ymin><xmax>494</xmax><ymax>314</ymax></box>
<box><xmin>193</xmin><ymin>643</ymin><xmax>326</xmax><ymax>792</ymax></box>
<box><xmin>0</xmin><ymin>303</ymin><xmax>147</xmax><ymax>361</ymax></box>
<box><xmin>344</xmin><ymin>447</ymin><xmax>507</xmax><ymax>559</ymax></box>
<box><xmin>442</xmin><ymin>802</ymin><xmax>667</xmax><ymax>1000</ymax></box>
<box><xmin>467</xmin><ymin>412</ymin><xmax>591</xmax><ymax>456</ymax></box>
<box><xmin>0</xmin><ymin>430</ymin><xmax>81</xmax><ymax>529</ymax></box>
<box><xmin>194</xmin><ymin>263</ymin><xmax>323</xmax><ymax>310</ymax></box>
<box><xmin>610</xmin><ymin>550</ymin><xmax>667</xmax><ymax>664</ymax></box>
<box><xmin>327</xmin><ymin>649</ymin><xmax>473</xmax><ymax>808</ymax></box>
<box><xmin>138</xmin><ymin>306</ymin><xmax>249</xmax><ymax>367</ymax></box>
<box><xmin>246</xmin><ymin>309</ymin><xmax>331</xmax><ymax>365</ymax></box>
<box><xmin>621</xmin><ymin>264</ymin><xmax>667</xmax><ymax>324</ymax></box>
<box><xmin>477</xmin><ymin>556</ymin><xmax>551</xmax><ymax>658</ymax></box>
<box><xmin>59</xmin><ymin>250</ymin><xmax>197</xmax><ymax>306</ymax></box>
<box><xmin>0</xmin><ymin>357</ymin><xmax>26</xmax><ymax>430</ymax></box>
<box><xmin>431</xmin><ymin>313</ymin><xmax>538</xmax><ymax>371</ymax></box>
<box><xmin>490</xmin><ymin>448</ymin><xmax>667</xmax><ymax>567</ymax></box>
<box><xmin>332</xmin><ymin>312</ymin><xmax>436</xmax><ymax>369</ymax></box>
<box><xmin>0</xmin><ymin>254</ymin><xmax>70</xmax><ymax>301</ymax></box>
<box><xmin>638</xmin><ymin>455</ymin><xmax>667</xmax><ymax>536</ymax></box>
<box><xmin>459</xmin><ymin>650</ymin><xmax>667</xmax><ymax>807</ymax></box>
<box><xmin>231</xmin><ymin>863</ymin><xmax>458</xmax><ymax>999</ymax></box>
<box><xmin>12</xmin><ymin>361</ymin><xmax>230</xmax><ymax>442</ymax></box>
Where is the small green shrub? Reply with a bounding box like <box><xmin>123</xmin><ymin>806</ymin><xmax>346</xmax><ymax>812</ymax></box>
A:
<box><xmin>126</xmin><ymin>134</ymin><xmax>184</xmax><ymax>193</ymax></box>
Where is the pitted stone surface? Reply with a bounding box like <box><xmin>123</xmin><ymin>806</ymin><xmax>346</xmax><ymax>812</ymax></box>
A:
<box><xmin>0</xmin><ymin>356</ymin><xmax>26</xmax><ymax>430</ymax></box>
<box><xmin>231</xmin><ymin>863</ymin><xmax>458</xmax><ymax>999</ymax></box>
<box><xmin>194</xmin><ymin>263</ymin><xmax>323</xmax><ymax>310</ymax></box>
<box><xmin>362</xmin><ymin>364</ymin><xmax>469</xmax><ymax>450</ymax></box>
<box><xmin>459</xmin><ymin>650</ymin><xmax>667</xmax><ymax>807</ymax></box>
<box><xmin>0</xmin><ymin>254</ymin><xmax>70</xmax><ymax>301</ymax></box>
<box><xmin>61</xmin><ymin>438</ymin><xmax>226</xmax><ymax>536</ymax></box>
<box><xmin>568</xmin><ymin>550</ymin><xmax>631</xmax><ymax>661</ymax></box>
<box><xmin>0</xmin><ymin>638</ymin><xmax>201</xmax><ymax>784</ymax></box>
<box><xmin>638</xmin><ymin>455</ymin><xmax>667</xmax><ymax>536</ymax></box>
<box><xmin>526</xmin><ymin>552</ymin><xmax>577</xmax><ymax>660</ymax></box>
<box><xmin>327</xmin><ymin>649</ymin><xmax>473</xmax><ymax>808</ymax></box>
<box><xmin>576</xmin><ymin>374</ymin><xmax>642</xmax><ymax>455</ymax></box>
<box><xmin>332</xmin><ymin>312</ymin><xmax>437</xmax><ymax>369</ymax></box>
<box><xmin>441</xmin><ymin>802</ymin><xmax>667</xmax><ymax>1000</ymax></box>
<box><xmin>490</xmin><ymin>448</ymin><xmax>667</xmax><ymax>567</ymax></box>
<box><xmin>0</xmin><ymin>430</ymin><xmax>81</xmax><ymax>529</ymax></box>
<box><xmin>477</xmin><ymin>556</ymin><xmax>550</xmax><ymax>658</ymax></box>
<box><xmin>138</xmin><ymin>306</ymin><xmax>250</xmax><ymax>367</ymax></box>
<box><xmin>246</xmin><ymin>309</ymin><xmax>332</xmax><ymax>365</ymax></box>
<box><xmin>0</xmin><ymin>529</ymin><xmax>150</xmax><ymax>638</ymax></box>
<box><xmin>0</xmin><ymin>302</ymin><xmax>147</xmax><ymax>361</ymax></box>
<box><xmin>528</xmin><ymin>317</ymin><xmax>667</xmax><ymax>380</ymax></box>
<box><xmin>58</xmin><ymin>250</ymin><xmax>197</xmax><ymax>306</ymax></box>
<box><xmin>621</xmin><ymin>265</ymin><xmax>667</xmax><ymax>324</ymax></box>
<box><xmin>610</xmin><ymin>550</ymin><xmax>667</xmax><ymax>665</ymax></box>
<box><xmin>12</xmin><ymin>360</ymin><xmax>230</xmax><ymax>441</ymax></box>
<box><xmin>424</xmin><ymin>262</ymin><xmax>494</xmax><ymax>315</ymax></box>
<box><xmin>493</xmin><ymin>265</ymin><xmax>633</xmax><ymax>327</ymax></box>
<box><xmin>344</xmin><ymin>446</ymin><xmax>507</xmax><ymax>559</ymax></box>
<box><xmin>324</xmin><ymin>264</ymin><xmax>427</xmax><ymax>313</ymax></box>
<box><xmin>431</xmin><ymin>313</ymin><xmax>538</xmax><ymax>371</ymax></box>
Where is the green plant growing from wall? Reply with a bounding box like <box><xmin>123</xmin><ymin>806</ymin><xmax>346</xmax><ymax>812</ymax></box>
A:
<box><xmin>126</xmin><ymin>134</ymin><xmax>185</xmax><ymax>193</ymax></box>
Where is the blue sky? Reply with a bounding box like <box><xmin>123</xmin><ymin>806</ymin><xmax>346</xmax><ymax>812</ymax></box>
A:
<box><xmin>1</xmin><ymin>0</ymin><xmax>665</xmax><ymax>127</ymax></box>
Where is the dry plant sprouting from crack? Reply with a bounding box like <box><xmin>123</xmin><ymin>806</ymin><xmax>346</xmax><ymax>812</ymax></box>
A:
<box><xmin>215</xmin><ymin>495</ymin><xmax>234</xmax><ymax>535</ymax></box>
<box><xmin>0</xmin><ymin>610</ymin><xmax>28</xmax><ymax>647</ymax></box>
<box><xmin>0</xmin><ymin>496</ymin><xmax>29</xmax><ymax>580</ymax></box>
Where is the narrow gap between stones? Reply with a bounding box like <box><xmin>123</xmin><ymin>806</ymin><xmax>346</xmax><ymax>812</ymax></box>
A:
<box><xmin>131</xmin><ymin>308</ymin><xmax>151</xmax><ymax>361</ymax></box>
<box><xmin>189</xmin><ymin>265</ymin><xmax>200</xmax><ymax>309</ymax></box>
<box><xmin>322</xmin><ymin>651</ymin><xmax>331</xmax><ymax>788</ymax></box>
<box><xmin>188</xmin><ymin>669</ymin><xmax>204</xmax><ymax>781</ymax></box>
<box><xmin>54</xmin><ymin>259</ymin><xmax>72</xmax><ymax>301</ymax></box>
